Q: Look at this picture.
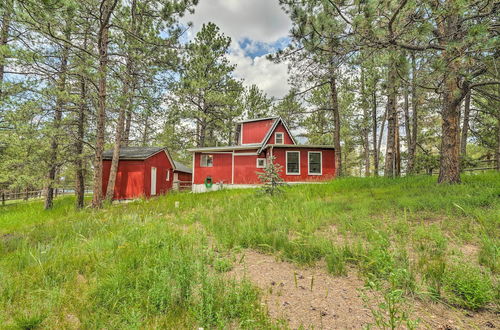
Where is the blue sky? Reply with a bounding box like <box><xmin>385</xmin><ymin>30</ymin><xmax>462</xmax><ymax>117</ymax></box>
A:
<box><xmin>182</xmin><ymin>0</ymin><xmax>292</xmax><ymax>98</ymax></box>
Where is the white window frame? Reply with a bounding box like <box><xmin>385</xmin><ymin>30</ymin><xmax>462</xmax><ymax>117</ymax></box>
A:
<box><xmin>286</xmin><ymin>151</ymin><xmax>300</xmax><ymax>175</ymax></box>
<box><xmin>200</xmin><ymin>154</ymin><xmax>213</xmax><ymax>167</ymax></box>
<box><xmin>308</xmin><ymin>151</ymin><xmax>322</xmax><ymax>175</ymax></box>
<box><xmin>256</xmin><ymin>158</ymin><xmax>266</xmax><ymax>168</ymax></box>
<box><xmin>275</xmin><ymin>132</ymin><xmax>284</xmax><ymax>144</ymax></box>
<box><xmin>166</xmin><ymin>170</ymin><xmax>170</xmax><ymax>181</ymax></box>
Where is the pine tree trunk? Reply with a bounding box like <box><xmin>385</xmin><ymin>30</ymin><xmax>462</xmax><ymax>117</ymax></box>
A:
<box><xmin>105</xmin><ymin>57</ymin><xmax>133</xmax><ymax>201</ymax></box>
<box><xmin>92</xmin><ymin>0</ymin><xmax>117</xmax><ymax>208</ymax></box>
<box><xmin>407</xmin><ymin>54</ymin><xmax>418</xmax><ymax>174</ymax></box>
<box><xmin>45</xmin><ymin>38</ymin><xmax>69</xmax><ymax>210</ymax></box>
<box><xmin>361</xmin><ymin>69</ymin><xmax>370</xmax><ymax>176</ymax></box>
<box><xmin>0</xmin><ymin>0</ymin><xmax>11</xmax><ymax>97</ymax></box>
<box><xmin>384</xmin><ymin>61</ymin><xmax>400</xmax><ymax>177</ymax></box>
<box><xmin>330</xmin><ymin>75</ymin><xmax>342</xmax><ymax>176</ymax></box>
<box><xmin>372</xmin><ymin>87</ymin><xmax>379</xmax><ymax>176</ymax></box>
<box><xmin>496</xmin><ymin>86</ymin><xmax>500</xmax><ymax>171</ymax></box>
<box><xmin>106</xmin><ymin>0</ymin><xmax>136</xmax><ymax>202</ymax></box>
<box><xmin>142</xmin><ymin>116</ymin><xmax>149</xmax><ymax>146</ymax></box>
<box><xmin>438</xmin><ymin>87</ymin><xmax>462</xmax><ymax>183</ymax></box>
<box><xmin>75</xmin><ymin>75</ymin><xmax>86</xmax><ymax>209</ymax></box>
<box><xmin>437</xmin><ymin>12</ymin><xmax>463</xmax><ymax>184</ymax></box>
<box><xmin>198</xmin><ymin>118</ymin><xmax>207</xmax><ymax>148</ymax></box>
<box><xmin>403</xmin><ymin>80</ymin><xmax>412</xmax><ymax>174</ymax></box>
<box><xmin>123</xmin><ymin>106</ymin><xmax>132</xmax><ymax>146</ymax></box>
<box><xmin>460</xmin><ymin>91</ymin><xmax>471</xmax><ymax>157</ymax></box>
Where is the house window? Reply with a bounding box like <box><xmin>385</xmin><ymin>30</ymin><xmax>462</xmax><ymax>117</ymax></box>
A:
<box><xmin>275</xmin><ymin>132</ymin><xmax>284</xmax><ymax>144</ymax></box>
<box><xmin>166</xmin><ymin>170</ymin><xmax>170</xmax><ymax>181</ymax></box>
<box><xmin>256</xmin><ymin>158</ymin><xmax>266</xmax><ymax>168</ymax></box>
<box><xmin>200</xmin><ymin>154</ymin><xmax>213</xmax><ymax>167</ymax></box>
<box><xmin>286</xmin><ymin>151</ymin><xmax>300</xmax><ymax>175</ymax></box>
<box><xmin>308</xmin><ymin>152</ymin><xmax>322</xmax><ymax>175</ymax></box>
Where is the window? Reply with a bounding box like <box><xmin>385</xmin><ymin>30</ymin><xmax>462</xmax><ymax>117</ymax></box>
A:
<box><xmin>308</xmin><ymin>152</ymin><xmax>322</xmax><ymax>175</ymax></box>
<box><xmin>256</xmin><ymin>158</ymin><xmax>266</xmax><ymax>168</ymax></box>
<box><xmin>166</xmin><ymin>170</ymin><xmax>170</xmax><ymax>181</ymax></box>
<box><xmin>286</xmin><ymin>151</ymin><xmax>300</xmax><ymax>175</ymax></box>
<box><xmin>275</xmin><ymin>132</ymin><xmax>284</xmax><ymax>144</ymax></box>
<box><xmin>200</xmin><ymin>154</ymin><xmax>213</xmax><ymax>167</ymax></box>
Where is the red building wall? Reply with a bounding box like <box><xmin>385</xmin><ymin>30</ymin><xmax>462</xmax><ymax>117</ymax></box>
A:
<box><xmin>265</xmin><ymin>122</ymin><xmax>294</xmax><ymax>145</ymax></box>
<box><xmin>271</xmin><ymin>148</ymin><xmax>336</xmax><ymax>182</ymax></box>
<box><xmin>102</xmin><ymin>151</ymin><xmax>175</xmax><ymax>199</ymax></box>
<box><xmin>143</xmin><ymin>151</ymin><xmax>174</xmax><ymax>197</ymax></box>
<box><xmin>174</xmin><ymin>171</ymin><xmax>192</xmax><ymax>182</ymax></box>
<box><xmin>193</xmin><ymin>148</ymin><xmax>335</xmax><ymax>186</ymax></box>
<box><xmin>241</xmin><ymin>119</ymin><xmax>275</xmax><ymax>144</ymax></box>
<box><xmin>102</xmin><ymin>160</ymin><xmax>145</xmax><ymax>199</ymax></box>
<box><xmin>193</xmin><ymin>152</ymin><xmax>233</xmax><ymax>184</ymax></box>
<box><xmin>234</xmin><ymin>154</ymin><xmax>265</xmax><ymax>184</ymax></box>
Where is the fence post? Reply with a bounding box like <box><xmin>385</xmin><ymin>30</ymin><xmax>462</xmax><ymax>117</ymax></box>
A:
<box><xmin>1</xmin><ymin>192</ymin><xmax>5</xmax><ymax>206</ymax></box>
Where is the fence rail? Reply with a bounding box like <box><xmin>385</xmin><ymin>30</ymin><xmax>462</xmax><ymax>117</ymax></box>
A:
<box><xmin>1</xmin><ymin>187</ymin><xmax>92</xmax><ymax>206</ymax></box>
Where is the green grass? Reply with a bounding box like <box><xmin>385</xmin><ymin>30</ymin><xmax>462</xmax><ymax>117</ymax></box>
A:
<box><xmin>1</xmin><ymin>173</ymin><xmax>499</xmax><ymax>327</ymax></box>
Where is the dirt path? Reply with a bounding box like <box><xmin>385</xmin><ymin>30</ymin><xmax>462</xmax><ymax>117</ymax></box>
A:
<box><xmin>228</xmin><ymin>250</ymin><xmax>498</xmax><ymax>329</ymax></box>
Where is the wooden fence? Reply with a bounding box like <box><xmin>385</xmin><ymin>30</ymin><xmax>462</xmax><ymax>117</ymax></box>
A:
<box><xmin>1</xmin><ymin>187</ymin><xmax>92</xmax><ymax>206</ymax></box>
<box><xmin>173</xmin><ymin>180</ymin><xmax>192</xmax><ymax>191</ymax></box>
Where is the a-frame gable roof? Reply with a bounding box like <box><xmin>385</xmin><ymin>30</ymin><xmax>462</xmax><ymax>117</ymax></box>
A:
<box><xmin>103</xmin><ymin>146</ymin><xmax>178</xmax><ymax>171</ymax></box>
<box><xmin>257</xmin><ymin>117</ymin><xmax>296</xmax><ymax>153</ymax></box>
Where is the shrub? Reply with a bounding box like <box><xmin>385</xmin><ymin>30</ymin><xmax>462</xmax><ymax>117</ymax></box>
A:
<box><xmin>257</xmin><ymin>156</ymin><xmax>285</xmax><ymax>196</ymax></box>
<box><xmin>444</xmin><ymin>264</ymin><xmax>493</xmax><ymax>310</ymax></box>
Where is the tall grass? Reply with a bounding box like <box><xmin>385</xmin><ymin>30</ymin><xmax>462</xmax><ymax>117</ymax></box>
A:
<box><xmin>0</xmin><ymin>172</ymin><xmax>499</xmax><ymax>327</ymax></box>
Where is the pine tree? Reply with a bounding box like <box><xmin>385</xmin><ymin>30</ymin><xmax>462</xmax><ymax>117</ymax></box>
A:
<box><xmin>257</xmin><ymin>156</ymin><xmax>285</xmax><ymax>196</ymax></box>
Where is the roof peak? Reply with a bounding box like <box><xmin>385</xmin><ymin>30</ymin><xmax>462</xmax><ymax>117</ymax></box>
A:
<box><xmin>237</xmin><ymin>116</ymin><xmax>279</xmax><ymax>124</ymax></box>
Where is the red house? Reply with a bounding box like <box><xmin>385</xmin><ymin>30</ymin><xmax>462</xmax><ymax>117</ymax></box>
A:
<box><xmin>188</xmin><ymin>117</ymin><xmax>336</xmax><ymax>192</ymax></box>
<box><xmin>102</xmin><ymin>147</ymin><xmax>192</xmax><ymax>200</ymax></box>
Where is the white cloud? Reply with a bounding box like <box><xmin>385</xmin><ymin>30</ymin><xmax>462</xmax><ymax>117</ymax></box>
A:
<box><xmin>184</xmin><ymin>0</ymin><xmax>291</xmax><ymax>43</ymax></box>
<box><xmin>227</xmin><ymin>46</ymin><xmax>289</xmax><ymax>98</ymax></box>
<box><xmin>183</xmin><ymin>0</ymin><xmax>292</xmax><ymax>98</ymax></box>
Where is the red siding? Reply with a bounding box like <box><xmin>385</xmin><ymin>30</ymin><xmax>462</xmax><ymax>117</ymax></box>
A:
<box><xmin>234</xmin><ymin>154</ymin><xmax>266</xmax><ymax>184</ymax></box>
<box><xmin>193</xmin><ymin>147</ymin><xmax>335</xmax><ymax>186</ymax></box>
<box><xmin>265</xmin><ymin>122</ymin><xmax>294</xmax><ymax>145</ymax></box>
<box><xmin>174</xmin><ymin>171</ymin><xmax>192</xmax><ymax>182</ymax></box>
<box><xmin>102</xmin><ymin>150</ymin><xmax>176</xmax><ymax>200</ymax></box>
<box><xmin>102</xmin><ymin>160</ymin><xmax>145</xmax><ymax>199</ymax></box>
<box><xmin>143</xmin><ymin>151</ymin><xmax>175</xmax><ymax>197</ymax></box>
<box><xmin>193</xmin><ymin>153</ymin><xmax>233</xmax><ymax>184</ymax></box>
<box><xmin>272</xmin><ymin>148</ymin><xmax>336</xmax><ymax>182</ymax></box>
<box><xmin>241</xmin><ymin>119</ymin><xmax>275</xmax><ymax>144</ymax></box>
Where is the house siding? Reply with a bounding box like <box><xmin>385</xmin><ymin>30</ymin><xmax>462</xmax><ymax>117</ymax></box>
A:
<box><xmin>193</xmin><ymin>152</ymin><xmax>233</xmax><ymax>185</ymax></box>
<box><xmin>272</xmin><ymin>148</ymin><xmax>336</xmax><ymax>182</ymax></box>
<box><xmin>241</xmin><ymin>119</ymin><xmax>275</xmax><ymax>144</ymax></box>
<box><xmin>266</xmin><ymin>122</ymin><xmax>295</xmax><ymax>145</ymax></box>
<box><xmin>143</xmin><ymin>151</ymin><xmax>175</xmax><ymax>197</ymax></box>
<box><xmin>102</xmin><ymin>151</ymin><xmax>178</xmax><ymax>200</ymax></box>
<box><xmin>102</xmin><ymin>160</ymin><xmax>146</xmax><ymax>199</ymax></box>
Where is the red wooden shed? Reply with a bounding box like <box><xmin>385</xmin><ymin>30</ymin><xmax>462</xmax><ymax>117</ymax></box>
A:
<box><xmin>102</xmin><ymin>147</ymin><xmax>192</xmax><ymax>200</ymax></box>
<box><xmin>188</xmin><ymin>117</ymin><xmax>336</xmax><ymax>192</ymax></box>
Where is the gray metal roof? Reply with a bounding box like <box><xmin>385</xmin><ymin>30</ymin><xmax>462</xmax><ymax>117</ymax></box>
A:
<box><xmin>264</xmin><ymin>144</ymin><xmax>335</xmax><ymax>149</ymax></box>
<box><xmin>173</xmin><ymin>160</ymin><xmax>192</xmax><ymax>174</ymax></box>
<box><xmin>237</xmin><ymin>116</ymin><xmax>278</xmax><ymax>124</ymax></box>
<box><xmin>102</xmin><ymin>147</ymin><xmax>165</xmax><ymax>160</ymax></box>
<box><xmin>187</xmin><ymin>144</ymin><xmax>261</xmax><ymax>152</ymax></box>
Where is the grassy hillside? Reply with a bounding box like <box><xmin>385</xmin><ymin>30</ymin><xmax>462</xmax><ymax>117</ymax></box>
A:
<box><xmin>1</xmin><ymin>173</ymin><xmax>499</xmax><ymax>328</ymax></box>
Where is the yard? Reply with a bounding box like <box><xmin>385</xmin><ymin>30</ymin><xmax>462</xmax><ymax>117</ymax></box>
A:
<box><xmin>0</xmin><ymin>173</ymin><xmax>498</xmax><ymax>328</ymax></box>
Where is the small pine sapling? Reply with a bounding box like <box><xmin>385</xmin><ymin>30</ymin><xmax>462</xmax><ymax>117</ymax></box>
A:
<box><xmin>257</xmin><ymin>155</ymin><xmax>285</xmax><ymax>195</ymax></box>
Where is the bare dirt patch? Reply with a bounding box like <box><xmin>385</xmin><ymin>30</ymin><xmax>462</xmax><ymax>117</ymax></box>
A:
<box><xmin>228</xmin><ymin>250</ymin><xmax>373</xmax><ymax>329</ymax></box>
<box><xmin>228</xmin><ymin>250</ymin><xmax>498</xmax><ymax>329</ymax></box>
